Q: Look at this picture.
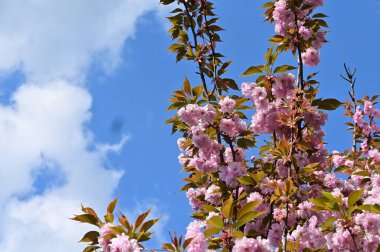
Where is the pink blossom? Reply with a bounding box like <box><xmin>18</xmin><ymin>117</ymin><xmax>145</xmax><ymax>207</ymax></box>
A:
<box><xmin>232</xmin><ymin>237</ymin><xmax>271</xmax><ymax>252</ymax></box>
<box><xmin>224</xmin><ymin>147</ymin><xmax>245</xmax><ymax>163</ymax></box>
<box><xmin>220</xmin><ymin>118</ymin><xmax>237</xmax><ymax>137</ymax></box>
<box><xmin>312</xmin><ymin>29</ymin><xmax>326</xmax><ymax>49</ymax></box>
<box><xmin>363</xmin><ymin>235</ymin><xmax>380</xmax><ymax>252</ymax></box>
<box><xmin>186</xmin><ymin>188</ymin><xmax>206</xmax><ymax>210</ymax></box>
<box><xmin>324</xmin><ymin>173</ymin><xmax>337</xmax><ymax>188</ymax></box>
<box><xmin>353</xmin><ymin>106</ymin><xmax>364</xmax><ymax>126</ymax></box>
<box><xmin>355</xmin><ymin>212</ymin><xmax>380</xmax><ymax>234</ymax></box>
<box><xmin>99</xmin><ymin>223</ymin><xmax>115</xmax><ymax>252</ymax></box>
<box><xmin>220</xmin><ymin>162</ymin><xmax>247</xmax><ymax>187</ymax></box>
<box><xmin>272</xmin><ymin>73</ymin><xmax>296</xmax><ymax>99</ymax></box>
<box><xmin>193</xmin><ymin>134</ymin><xmax>211</xmax><ymax>149</ymax></box>
<box><xmin>251</xmin><ymin>87</ymin><xmax>267</xmax><ymax>103</ymax></box>
<box><xmin>304</xmin><ymin>111</ymin><xmax>327</xmax><ymax>130</ymax></box>
<box><xmin>369</xmin><ymin>149</ymin><xmax>380</xmax><ymax>162</ymax></box>
<box><xmin>241</xmin><ymin>82</ymin><xmax>256</xmax><ymax>96</ymax></box>
<box><xmin>291</xmin><ymin>216</ymin><xmax>326</xmax><ymax>250</ymax></box>
<box><xmin>109</xmin><ymin>233</ymin><xmax>141</xmax><ymax>252</ymax></box>
<box><xmin>185</xmin><ymin>220</ymin><xmax>207</xmax><ymax>252</ymax></box>
<box><xmin>219</xmin><ymin>96</ymin><xmax>236</xmax><ymax>114</ymax></box>
<box><xmin>299</xmin><ymin>26</ymin><xmax>313</xmax><ymax>40</ymax></box>
<box><xmin>302</xmin><ymin>48</ymin><xmax>320</xmax><ymax>67</ymax></box>
<box><xmin>205</xmin><ymin>185</ymin><xmax>221</xmax><ymax>205</ymax></box>
<box><xmin>297</xmin><ymin>201</ymin><xmax>315</xmax><ymax>219</ymax></box>
<box><xmin>194</xmin><ymin>158</ymin><xmax>218</xmax><ymax>173</ymax></box>
<box><xmin>268</xmin><ymin>223</ymin><xmax>283</xmax><ymax>247</ymax></box>
<box><xmin>332</xmin><ymin>152</ymin><xmax>346</xmax><ymax>167</ymax></box>
<box><xmin>364</xmin><ymin>100</ymin><xmax>374</xmax><ymax>114</ymax></box>
<box><xmin>326</xmin><ymin>228</ymin><xmax>357</xmax><ymax>251</ymax></box>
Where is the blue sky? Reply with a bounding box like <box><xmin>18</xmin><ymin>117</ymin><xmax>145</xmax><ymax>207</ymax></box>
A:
<box><xmin>0</xmin><ymin>1</ymin><xmax>379</xmax><ymax>251</ymax></box>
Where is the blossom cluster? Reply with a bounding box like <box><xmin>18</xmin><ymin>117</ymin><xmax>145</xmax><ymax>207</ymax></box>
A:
<box><xmin>74</xmin><ymin>0</ymin><xmax>380</xmax><ymax>251</ymax></box>
<box><xmin>272</xmin><ymin>0</ymin><xmax>326</xmax><ymax>67</ymax></box>
<box><xmin>172</xmin><ymin>0</ymin><xmax>380</xmax><ymax>251</ymax></box>
<box><xmin>352</xmin><ymin>100</ymin><xmax>380</xmax><ymax>153</ymax></box>
<box><xmin>177</xmin><ymin>100</ymin><xmax>248</xmax><ymax>191</ymax></box>
<box><xmin>98</xmin><ymin>223</ymin><xmax>142</xmax><ymax>252</ymax></box>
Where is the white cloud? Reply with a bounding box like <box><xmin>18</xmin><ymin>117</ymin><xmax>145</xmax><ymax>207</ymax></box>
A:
<box><xmin>0</xmin><ymin>0</ymin><xmax>168</xmax><ymax>251</ymax></box>
<box><xmin>0</xmin><ymin>0</ymin><xmax>162</xmax><ymax>82</ymax></box>
<box><xmin>0</xmin><ymin>81</ymin><xmax>123</xmax><ymax>251</ymax></box>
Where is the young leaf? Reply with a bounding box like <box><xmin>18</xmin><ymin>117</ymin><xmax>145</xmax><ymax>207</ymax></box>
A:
<box><xmin>134</xmin><ymin>209</ymin><xmax>152</xmax><ymax>230</ymax></box>
<box><xmin>242</xmin><ymin>66</ymin><xmax>263</xmax><ymax>77</ymax></box>
<box><xmin>237</xmin><ymin>200</ymin><xmax>260</xmax><ymax>219</ymax></box>
<box><xmin>274</xmin><ymin>65</ymin><xmax>296</xmax><ymax>73</ymax></box>
<box><xmin>206</xmin><ymin>215</ymin><xmax>224</xmax><ymax>229</ymax></box>
<box><xmin>234</xmin><ymin>211</ymin><xmax>266</xmax><ymax>228</ymax></box>
<box><xmin>221</xmin><ymin>195</ymin><xmax>233</xmax><ymax>219</ymax></box>
<box><xmin>107</xmin><ymin>198</ymin><xmax>118</xmax><ymax>214</ymax></box>
<box><xmin>183</xmin><ymin>77</ymin><xmax>191</xmax><ymax>96</ymax></box>
<box><xmin>79</xmin><ymin>231</ymin><xmax>99</xmax><ymax>243</ymax></box>
<box><xmin>348</xmin><ymin>188</ymin><xmax>364</xmax><ymax>207</ymax></box>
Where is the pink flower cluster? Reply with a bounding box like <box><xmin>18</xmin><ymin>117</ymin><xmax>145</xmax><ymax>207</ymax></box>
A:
<box><xmin>290</xmin><ymin>216</ymin><xmax>326</xmax><ymax>250</ymax></box>
<box><xmin>232</xmin><ymin>237</ymin><xmax>271</xmax><ymax>252</ymax></box>
<box><xmin>272</xmin><ymin>0</ymin><xmax>325</xmax><ymax>67</ymax></box>
<box><xmin>352</xmin><ymin>101</ymin><xmax>380</xmax><ymax>153</ymax></box>
<box><xmin>185</xmin><ymin>220</ymin><xmax>207</xmax><ymax>252</ymax></box>
<box><xmin>177</xmin><ymin>104</ymin><xmax>216</xmax><ymax>128</ymax></box>
<box><xmin>98</xmin><ymin>224</ymin><xmax>141</xmax><ymax>252</ymax></box>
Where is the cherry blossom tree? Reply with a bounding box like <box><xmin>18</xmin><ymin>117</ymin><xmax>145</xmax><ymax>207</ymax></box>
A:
<box><xmin>73</xmin><ymin>0</ymin><xmax>380</xmax><ymax>251</ymax></box>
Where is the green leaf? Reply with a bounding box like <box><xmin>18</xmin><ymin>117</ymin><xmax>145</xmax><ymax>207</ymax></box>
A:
<box><xmin>242</xmin><ymin>66</ymin><xmax>262</xmax><ymax>77</ymax></box>
<box><xmin>140</xmin><ymin>219</ymin><xmax>159</xmax><ymax>232</ymax></box>
<box><xmin>312</xmin><ymin>98</ymin><xmax>343</xmax><ymax>110</ymax></box>
<box><xmin>109</xmin><ymin>226</ymin><xmax>126</xmax><ymax>235</ymax></box>
<box><xmin>353</xmin><ymin>171</ymin><xmax>371</xmax><ymax>177</ymax></box>
<box><xmin>119</xmin><ymin>213</ymin><xmax>132</xmax><ymax>230</ymax></box>
<box><xmin>231</xmin><ymin>229</ymin><xmax>244</xmax><ymax>239</ymax></box>
<box><xmin>348</xmin><ymin>189</ymin><xmax>364</xmax><ymax>207</ymax></box>
<box><xmin>237</xmin><ymin>201</ymin><xmax>260</xmax><ymax>219</ymax></box>
<box><xmin>105</xmin><ymin>212</ymin><xmax>114</xmax><ymax>223</ymax></box>
<box><xmin>356</xmin><ymin>204</ymin><xmax>380</xmax><ymax>214</ymax></box>
<box><xmin>71</xmin><ymin>214</ymin><xmax>100</xmax><ymax>227</ymax></box>
<box><xmin>269</xmin><ymin>35</ymin><xmax>285</xmax><ymax>43</ymax></box>
<box><xmin>134</xmin><ymin>209</ymin><xmax>151</xmax><ymax>229</ymax></box>
<box><xmin>203</xmin><ymin>227</ymin><xmax>220</xmax><ymax>238</ymax></box>
<box><xmin>234</xmin><ymin>211</ymin><xmax>266</xmax><ymax>228</ymax></box>
<box><xmin>274</xmin><ymin>65</ymin><xmax>296</xmax><ymax>73</ymax></box>
<box><xmin>237</xmin><ymin>138</ymin><xmax>255</xmax><ymax>148</ymax></box>
<box><xmin>79</xmin><ymin>231</ymin><xmax>99</xmax><ymax>243</ymax></box>
<box><xmin>168</xmin><ymin>43</ymin><xmax>182</xmax><ymax>53</ymax></box>
<box><xmin>221</xmin><ymin>195</ymin><xmax>233</xmax><ymax>219</ymax></box>
<box><xmin>313</xmin><ymin>13</ymin><xmax>329</xmax><ymax>18</ymax></box>
<box><xmin>223</xmin><ymin>78</ymin><xmax>239</xmax><ymax>90</ymax></box>
<box><xmin>81</xmin><ymin>205</ymin><xmax>98</xmax><ymax>217</ymax></box>
<box><xmin>192</xmin><ymin>85</ymin><xmax>204</xmax><ymax>98</ymax></box>
<box><xmin>107</xmin><ymin>198</ymin><xmax>118</xmax><ymax>214</ymax></box>
<box><xmin>237</xmin><ymin>176</ymin><xmax>256</xmax><ymax>186</ymax></box>
<box><xmin>251</xmin><ymin>171</ymin><xmax>266</xmax><ymax>184</ymax></box>
<box><xmin>262</xmin><ymin>2</ymin><xmax>274</xmax><ymax>8</ymax></box>
<box><xmin>201</xmin><ymin>204</ymin><xmax>218</xmax><ymax>213</ymax></box>
<box><xmin>83</xmin><ymin>245</ymin><xmax>100</xmax><ymax>252</ymax></box>
<box><xmin>265</xmin><ymin>47</ymin><xmax>274</xmax><ymax>63</ymax></box>
<box><xmin>206</xmin><ymin>216</ymin><xmax>224</xmax><ymax>229</ymax></box>
<box><xmin>321</xmin><ymin>217</ymin><xmax>336</xmax><ymax>230</ymax></box>
<box><xmin>183</xmin><ymin>77</ymin><xmax>191</xmax><ymax>96</ymax></box>
<box><xmin>183</xmin><ymin>238</ymin><xmax>193</xmax><ymax>249</ymax></box>
<box><xmin>162</xmin><ymin>243</ymin><xmax>176</xmax><ymax>251</ymax></box>
<box><xmin>160</xmin><ymin>0</ymin><xmax>175</xmax><ymax>5</ymax></box>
